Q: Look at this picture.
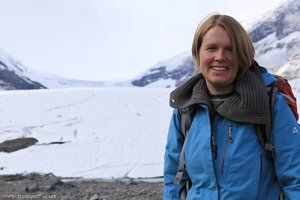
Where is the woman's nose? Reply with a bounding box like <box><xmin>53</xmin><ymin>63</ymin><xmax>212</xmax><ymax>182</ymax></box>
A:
<box><xmin>214</xmin><ymin>50</ymin><xmax>225</xmax><ymax>62</ymax></box>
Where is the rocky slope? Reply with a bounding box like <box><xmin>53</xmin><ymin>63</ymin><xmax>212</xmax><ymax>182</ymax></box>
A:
<box><xmin>0</xmin><ymin>53</ymin><xmax>46</xmax><ymax>90</ymax></box>
<box><xmin>0</xmin><ymin>173</ymin><xmax>163</xmax><ymax>200</ymax></box>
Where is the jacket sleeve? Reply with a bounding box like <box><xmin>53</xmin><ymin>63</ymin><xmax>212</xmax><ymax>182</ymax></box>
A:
<box><xmin>271</xmin><ymin>93</ymin><xmax>300</xmax><ymax>200</ymax></box>
<box><xmin>163</xmin><ymin>109</ymin><xmax>189</xmax><ymax>200</ymax></box>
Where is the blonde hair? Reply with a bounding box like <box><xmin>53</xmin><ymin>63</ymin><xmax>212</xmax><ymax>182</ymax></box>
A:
<box><xmin>192</xmin><ymin>14</ymin><xmax>255</xmax><ymax>76</ymax></box>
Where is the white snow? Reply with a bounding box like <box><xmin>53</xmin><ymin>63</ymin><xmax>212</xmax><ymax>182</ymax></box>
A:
<box><xmin>254</xmin><ymin>31</ymin><xmax>300</xmax><ymax>71</ymax></box>
<box><xmin>144</xmin><ymin>79</ymin><xmax>177</xmax><ymax>88</ymax></box>
<box><xmin>0</xmin><ymin>83</ymin><xmax>299</xmax><ymax>180</ymax></box>
<box><xmin>0</xmin><ymin>87</ymin><xmax>172</xmax><ymax>179</ymax></box>
<box><xmin>275</xmin><ymin>54</ymin><xmax>300</xmax><ymax>80</ymax></box>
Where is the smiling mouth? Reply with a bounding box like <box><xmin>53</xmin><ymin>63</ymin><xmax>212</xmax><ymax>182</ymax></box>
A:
<box><xmin>210</xmin><ymin>66</ymin><xmax>228</xmax><ymax>71</ymax></box>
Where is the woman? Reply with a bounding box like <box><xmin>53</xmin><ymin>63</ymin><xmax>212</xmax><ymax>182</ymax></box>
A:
<box><xmin>163</xmin><ymin>14</ymin><xmax>300</xmax><ymax>199</ymax></box>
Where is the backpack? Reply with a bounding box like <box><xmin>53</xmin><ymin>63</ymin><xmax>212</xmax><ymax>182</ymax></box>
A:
<box><xmin>174</xmin><ymin>74</ymin><xmax>298</xmax><ymax>199</ymax></box>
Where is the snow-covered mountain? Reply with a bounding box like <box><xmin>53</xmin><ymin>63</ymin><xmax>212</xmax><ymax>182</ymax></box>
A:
<box><xmin>132</xmin><ymin>52</ymin><xmax>194</xmax><ymax>88</ymax></box>
<box><xmin>1</xmin><ymin>1</ymin><xmax>300</xmax><ymax>90</ymax></box>
<box><xmin>0</xmin><ymin>50</ymin><xmax>46</xmax><ymax>90</ymax></box>
<box><xmin>0</xmin><ymin>49</ymin><xmax>131</xmax><ymax>90</ymax></box>
<box><xmin>132</xmin><ymin>0</ymin><xmax>300</xmax><ymax>88</ymax></box>
<box><xmin>249</xmin><ymin>0</ymin><xmax>300</xmax><ymax>72</ymax></box>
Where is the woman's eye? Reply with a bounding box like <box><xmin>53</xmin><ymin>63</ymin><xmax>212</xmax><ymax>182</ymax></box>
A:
<box><xmin>206</xmin><ymin>46</ymin><xmax>216</xmax><ymax>51</ymax></box>
<box><xmin>225</xmin><ymin>47</ymin><xmax>233</xmax><ymax>52</ymax></box>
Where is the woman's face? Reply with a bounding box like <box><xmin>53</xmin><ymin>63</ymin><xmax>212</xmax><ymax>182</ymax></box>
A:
<box><xmin>199</xmin><ymin>25</ymin><xmax>239</xmax><ymax>95</ymax></box>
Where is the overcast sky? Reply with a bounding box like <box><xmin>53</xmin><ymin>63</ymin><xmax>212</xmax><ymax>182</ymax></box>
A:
<box><xmin>0</xmin><ymin>0</ymin><xmax>285</xmax><ymax>81</ymax></box>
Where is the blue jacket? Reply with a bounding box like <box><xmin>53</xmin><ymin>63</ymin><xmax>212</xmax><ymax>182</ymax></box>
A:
<box><xmin>164</xmin><ymin>69</ymin><xmax>300</xmax><ymax>199</ymax></box>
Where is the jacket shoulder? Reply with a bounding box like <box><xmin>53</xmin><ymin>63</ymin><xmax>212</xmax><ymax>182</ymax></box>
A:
<box><xmin>259</xmin><ymin>66</ymin><xmax>277</xmax><ymax>87</ymax></box>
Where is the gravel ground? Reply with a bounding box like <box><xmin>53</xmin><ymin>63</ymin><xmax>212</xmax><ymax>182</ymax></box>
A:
<box><xmin>0</xmin><ymin>173</ymin><xmax>163</xmax><ymax>200</ymax></box>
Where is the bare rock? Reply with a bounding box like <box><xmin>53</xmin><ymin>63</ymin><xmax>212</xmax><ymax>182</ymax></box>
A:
<box><xmin>0</xmin><ymin>137</ymin><xmax>38</xmax><ymax>153</ymax></box>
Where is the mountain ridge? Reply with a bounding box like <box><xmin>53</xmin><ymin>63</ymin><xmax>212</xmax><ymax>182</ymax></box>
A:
<box><xmin>0</xmin><ymin>0</ymin><xmax>299</xmax><ymax>89</ymax></box>
<box><xmin>131</xmin><ymin>0</ymin><xmax>300</xmax><ymax>88</ymax></box>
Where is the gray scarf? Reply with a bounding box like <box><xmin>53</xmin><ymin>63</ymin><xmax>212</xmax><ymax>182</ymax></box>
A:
<box><xmin>169</xmin><ymin>64</ymin><xmax>271</xmax><ymax>125</ymax></box>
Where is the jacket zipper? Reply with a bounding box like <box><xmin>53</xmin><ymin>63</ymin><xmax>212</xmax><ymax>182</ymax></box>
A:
<box><xmin>221</xmin><ymin>124</ymin><xmax>233</xmax><ymax>174</ymax></box>
<box><xmin>211</xmin><ymin>115</ymin><xmax>219</xmax><ymax>160</ymax></box>
<box><xmin>212</xmin><ymin>127</ymin><xmax>217</xmax><ymax>160</ymax></box>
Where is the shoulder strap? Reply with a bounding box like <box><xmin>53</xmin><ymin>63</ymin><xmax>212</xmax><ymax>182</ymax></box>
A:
<box><xmin>257</xmin><ymin>84</ymin><xmax>286</xmax><ymax>199</ymax></box>
<box><xmin>180</xmin><ymin>107</ymin><xmax>195</xmax><ymax>138</ymax></box>
<box><xmin>256</xmin><ymin>85</ymin><xmax>277</xmax><ymax>159</ymax></box>
<box><xmin>174</xmin><ymin>106</ymin><xmax>196</xmax><ymax>185</ymax></box>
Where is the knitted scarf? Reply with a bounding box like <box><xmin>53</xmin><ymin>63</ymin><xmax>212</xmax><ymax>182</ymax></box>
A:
<box><xmin>169</xmin><ymin>64</ymin><xmax>271</xmax><ymax>125</ymax></box>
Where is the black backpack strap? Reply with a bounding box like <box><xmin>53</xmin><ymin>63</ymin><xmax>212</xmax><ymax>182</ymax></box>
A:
<box><xmin>256</xmin><ymin>85</ymin><xmax>278</xmax><ymax>159</ymax></box>
<box><xmin>257</xmin><ymin>85</ymin><xmax>286</xmax><ymax>200</ymax></box>
<box><xmin>174</xmin><ymin>106</ymin><xmax>196</xmax><ymax>185</ymax></box>
<box><xmin>256</xmin><ymin>124</ymin><xmax>274</xmax><ymax>159</ymax></box>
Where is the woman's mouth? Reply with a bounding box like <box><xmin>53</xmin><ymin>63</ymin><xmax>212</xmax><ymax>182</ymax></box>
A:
<box><xmin>210</xmin><ymin>66</ymin><xmax>228</xmax><ymax>71</ymax></box>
